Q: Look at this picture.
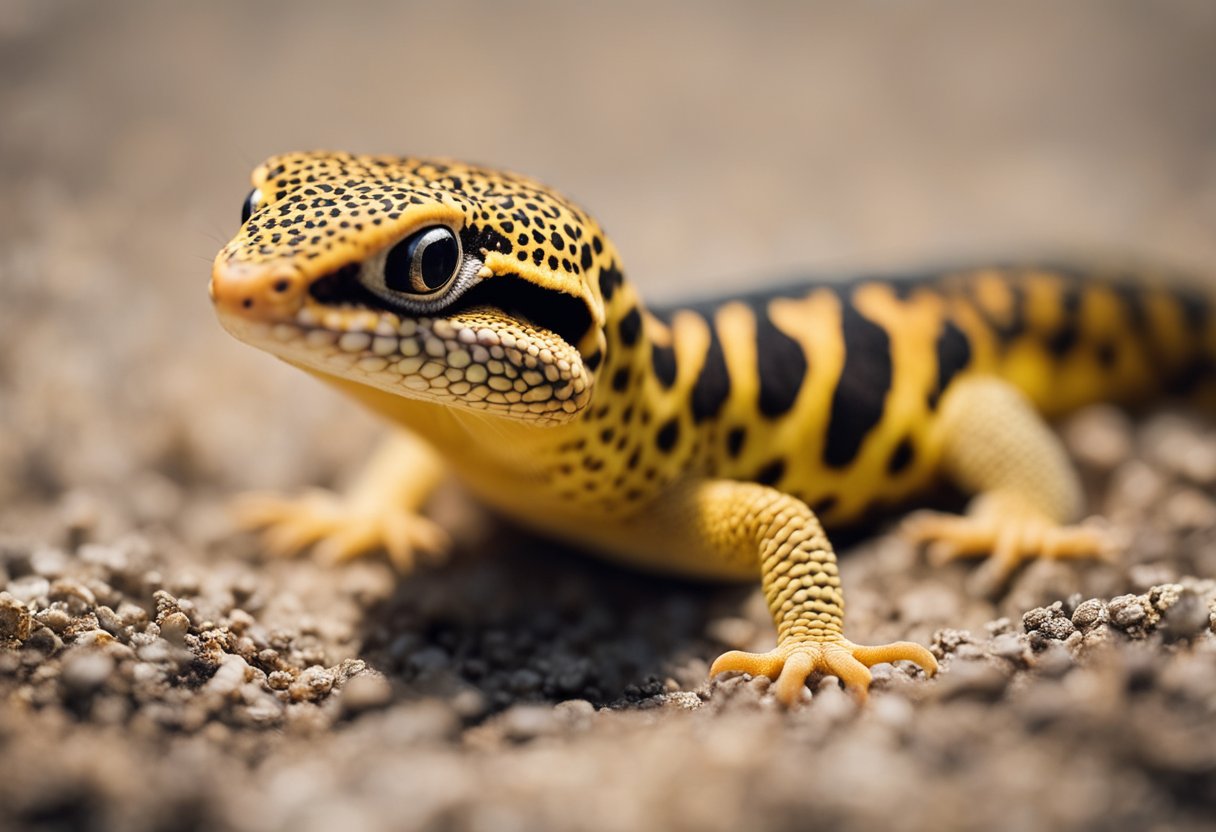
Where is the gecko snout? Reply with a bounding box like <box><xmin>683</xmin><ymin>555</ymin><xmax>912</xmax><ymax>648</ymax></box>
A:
<box><xmin>210</xmin><ymin>259</ymin><xmax>306</xmax><ymax>320</ymax></box>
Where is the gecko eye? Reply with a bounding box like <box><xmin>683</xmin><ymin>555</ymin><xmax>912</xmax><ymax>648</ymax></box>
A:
<box><xmin>383</xmin><ymin>226</ymin><xmax>461</xmax><ymax>296</ymax></box>
<box><xmin>241</xmin><ymin>188</ymin><xmax>263</xmax><ymax>224</ymax></box>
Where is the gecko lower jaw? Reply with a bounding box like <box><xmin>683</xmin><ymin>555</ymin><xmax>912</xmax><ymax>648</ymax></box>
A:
<box><xmin>216</xmin><ymin>299</ymin><xmax>592</xmax><ymax>425</ymax></box>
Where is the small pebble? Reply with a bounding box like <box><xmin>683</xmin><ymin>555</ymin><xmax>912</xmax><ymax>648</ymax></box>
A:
<box><xmin>205</xmin><ymin>653</ymin><xmax>251</xmax><ymax>698</ymax></box>
<box><xmin>73</xmin><ymin>630</ymin><xmax>116</xmax><ymax>648</ymax></box>
<box><xmin>35</xmin><ymin>608</ymin><xmax>72</xmax><ymax>634</ymax></box>
<box><xmin>48</xmin><ymin>574</ymin><xmax>96</xmax><ymax>613</ymax></box>
<box><xmin>985</xmin><ymin>617</ymin><xmax>1015</xmax><ymax>637</ymax></box>
<box><xmin>0</xmin><ymin>595</ymin><xmax>32</xmax><ymax>642</ymax></box>
<box><xmin>159</xmin><ymin>612</ymin><xmax>191</xmax><ymax>646</ymax></box>
<box><xmin>1163</xmin><ymin>489</ymin><xmax>1216</xmax><ymax>530</ymax></box>
<box><xmin>5</xmin><ymin>576</ymin><xmax>50</xmax><ymax>604</ymax></box>
<box><xmin>289</xmin><ymin>666</ymin><xmax>335</xmax><ymax>702</ymax></box>
<box><xmin>1064</xmin><ymin>406</ymin><xmax>1133</xmax><ymax>470</ymax></box>
<box><xmin>499</xmin><ymin>704</ymin><xmax>560</xmax><ymax>741</ymax></box>
<box><xmin>931</xmin><ymin>628</ymin><xmax>975</xmax><ymax>657</ymax></box>
<box><xmin>1071</xmin><ymin>599</ymin><xmax>1107</xmax><ymax>631</ymax></box>
<box><xmin>76</xmin><ymin>543</ymin><xmax>128</xmax><ymax>573</ymax></box>
<box><xmin>1108</xmin><ymin>460</ymin><xmax>1166</xmax><ymax>511</ymax></box>
<box><xmin>1031</xmin><ymin>644</ymin><xmax>1075</xmax><ymax>678</ymax></box>
<box><xmin>117</xmin><ymin>602</ymin><xmax>149</xmax><ymax>629</ymax></box>
<box><xmin>61</xmin><ymin>650</ymin><xmax>115</xmax><ymax>695</ymax></box>
<box><xmin>508</xmin><ymin>668</ymin><xmax>543</xmax><ymax>694</ymax></box>
<box><xmin>990</xmin><ymin>632</ymin><xmax>1029</xmax><ymax>664</ymax></box>
<box><xmin>95</xmin><ymin>605</ymin><xmax>126</xmax><ymax>637</ymax></box>
<box><xmin>1159</xmin><ymin>589</ymin><xmax>1210</xmax><ymax>642</ymax></box>
<box><xmin>408</xmin><ymin>647</ymin><xmax>451</xmax><ymax>674</ymax></box>
<box><xmin>954</xmin><ymin>643</ymin><xmax>988</xmax><ymax>662</ymax></box>
<box><xmin>29</xmin><ymin>548</ymin><xmax>70</xmax><ymax>578</ymax></box>
<box><xmin>554</xmin><ymin>699</ymin><xmax>595</xmax><ymax>720</ymax></box>
<box><xmin>340</xmin><ymin>674</ymin><xmax>393</xmax><ymax>715</ymax></box>
<box><xmin>934</xmin><ymin>661</ymin><xmax>1010</xmax><ymax>702</ymax></box>
<box><xmin>450</xmin><ymin>688</ymin><xmax>489</xmax><ymax>720</ymax></box>
<box><xmin>1040</xmin><ymin>617</ymin><xmax>1076</xmax><ymax>641</ymax></box>
<box><xmin>1108</xmin><ymin>595</ymin><xmax>1148</xmax><ymax>632</ymax></box>
<box><xmin>379</xmin><ymin>700</ymin><xmax>460</xmax><ymax>744</ymax></box>
<box><xmin>1022</xmin><ymin>607</ymin><xmax>1053</xmax><ymax>632</ymax></box>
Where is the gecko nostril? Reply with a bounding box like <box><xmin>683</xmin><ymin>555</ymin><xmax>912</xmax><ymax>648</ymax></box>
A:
<box><xmin>242</xmin><ymin>297</ymin><xmax>254</xmax><ymax>309</ymax></box>
<box><xmin>272</xmin><ymin>278</ymin><xmax>291</xmax><ymax>294</ymax></box>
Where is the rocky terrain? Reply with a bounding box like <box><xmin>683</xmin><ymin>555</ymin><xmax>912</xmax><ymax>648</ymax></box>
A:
<box><xmin>2</xmin><ymin>407</ymin><xmax>1215</xmax><ymax>832</ymax></box>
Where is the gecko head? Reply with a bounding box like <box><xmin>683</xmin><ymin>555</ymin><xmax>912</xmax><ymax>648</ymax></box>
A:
<box><xmin>210</xmin><ymin>151</ymin><xmax>620</xmax><ymax>425</ymax></box>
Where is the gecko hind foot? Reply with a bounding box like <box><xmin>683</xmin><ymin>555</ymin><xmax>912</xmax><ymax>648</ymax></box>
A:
<box><xmin>233</xmin><ymin>489</ymin><xmax>450</xmax><ymax>572</ymax></box>
<box><xmin>710</xmin><ymin>637</ymin><xmax>938</xmax><ymax>705</ymax></box>
<box><xmin>903</xmin><ymin>493</ymin><xmax>1117</xmax><ymax>592</ymax></box>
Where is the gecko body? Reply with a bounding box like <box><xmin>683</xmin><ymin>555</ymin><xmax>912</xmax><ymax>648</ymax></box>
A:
<box><xmin>212</xmin><ymin>152</ymin><xmax>1215</xmax><ymax>703</ymax></box>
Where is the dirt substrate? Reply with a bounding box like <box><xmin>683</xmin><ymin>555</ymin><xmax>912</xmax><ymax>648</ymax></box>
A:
<box><xmin>1</xmin><ymin>406</ymin><xmax>1215</xmax><ymax>832</ymax></box>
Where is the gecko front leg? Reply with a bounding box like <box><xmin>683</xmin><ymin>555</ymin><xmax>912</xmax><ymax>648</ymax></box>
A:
<box><xmin>640</xmin><ymin>480</ymin><xmax>938</xmax><ymax>704</ymax></box>
<box><xmin>234</xmin><ymin>430</ymin><xmax>450</xmax><ymax>571</ymax></box>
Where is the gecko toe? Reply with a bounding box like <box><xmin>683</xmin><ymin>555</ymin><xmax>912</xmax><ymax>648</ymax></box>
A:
<box><xmin>711</xmin><ymin>637</ymin><xmax>936</xmax><ymax>706</ymax></box>
<box><xmin>231</xmin><ymin>489</ymin><xmax>449</xmax><ymax>571</ymax></box>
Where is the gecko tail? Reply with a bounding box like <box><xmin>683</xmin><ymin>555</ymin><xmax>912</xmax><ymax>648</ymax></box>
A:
<box><xmin>939</xmin><ymin>266</ymin><xmax>1216</xmax><ymax>418</ymax></box>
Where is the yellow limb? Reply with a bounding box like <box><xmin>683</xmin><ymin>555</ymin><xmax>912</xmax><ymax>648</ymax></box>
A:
<box><xmin>233</xmin><ymin>430</ymin><xmax>449</xmax><ymax>571</ymax></box>
<box><xmin>678</xmin><ymin>480</ymin><xmax>937</xmax><ymax>704</ymax></box>
<box><xmin>905</xmin><ymin>377</ymin><xmax>1112</xmax><ymax>589</ymax></box>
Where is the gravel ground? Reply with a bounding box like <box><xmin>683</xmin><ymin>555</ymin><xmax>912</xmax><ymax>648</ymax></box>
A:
<box><xmin>3</xmin><ymin>3</ymin><xmax>1216</xmax><ymax>832</ymax></box>
<box><xmin>1</xmin><ymin>408</ymin><xmax>1215</xmax><ymax>832</ymax></box>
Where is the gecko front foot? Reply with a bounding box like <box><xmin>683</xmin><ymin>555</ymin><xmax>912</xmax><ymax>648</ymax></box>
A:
<box><xmin>710</xmin><ymin>637</ymin><xmax>938</xmax><ymax>705</ymax></box>
<box><xmin>233</xmin><ymin>489</ymin><xmax>450</xmax><ymax>572</ymax></box>
<box><xmin>903</xmin><ymin>492</ymin><xmax>1115</xmax><ymax>590</ymax></box>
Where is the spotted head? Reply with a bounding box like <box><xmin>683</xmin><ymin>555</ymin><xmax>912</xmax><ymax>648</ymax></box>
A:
<box><xmin>211</xmin><ymin>151</ymin><xmax>622</xmax><ymax>424</ymax></box>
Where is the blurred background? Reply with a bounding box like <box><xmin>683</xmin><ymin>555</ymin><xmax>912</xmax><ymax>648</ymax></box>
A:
<box><xmin>2</xmin><ymin>0</ymin><xmax>1214</xmax><ymax>507</ymax></box>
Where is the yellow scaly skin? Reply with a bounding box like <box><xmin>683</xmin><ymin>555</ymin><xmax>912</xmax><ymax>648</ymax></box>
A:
<box><xmin>211</xmin><ymin>151</ymin><xmax>1216</xmax><ymax>704</ymax></box>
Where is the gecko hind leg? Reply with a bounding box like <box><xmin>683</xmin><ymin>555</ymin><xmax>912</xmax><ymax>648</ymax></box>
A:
<box><xmin>233</xmin><ymin>430</ymin><xmax>450</xmax><ymax>572</ymax></box>
<box><xmin>904</xmin><ymin>377</ymin><xmax>1118</xmax><ymax>591</ymax></box>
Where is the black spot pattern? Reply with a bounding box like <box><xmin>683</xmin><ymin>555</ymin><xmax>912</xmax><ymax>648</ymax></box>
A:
<box><xmin>598</xmin><ymin>263</ymin><xmax>623</xmax><ymax>301</ymax></box>
<box><xmin>726</xmin><ymin>427</ymin><xmax>746</xmax><ymax>458</ymax></box>
<box><xmin>651</xmin><ymin>343</ymin><xmax>678</xmax><ymax>388</ymax></box>
<box><xmin>690</xmin><ymin>315</ymin><xmax>730</xmax><ymax>422</ymax></box>
<box><xmin>618</xmin><ymin>307</ymin><xmax>641</xmax><ymax>346</ymax></box>
<box><xmin>753</xmin><ymin>305</ymin><xmax>807</xmax><ymax>417</ymax></box>
<box><xmin>1044</xmin><ymin>284</ymin><xmax>1082</xmax><ymax>358</ymax></box>
<box><xmin>823</xmin><ymin>295</ymin><xmax>892</xmax><ymax>469</ymax></box>
<box><xmin>611</xmin><ymin>367</ymin><xmax>630</xmax><ymax>392</ymax></box>
<box><xmin>656</xmin><ymin>418</ymin><xmax>680</xmax><ymax>452</ymax></box>
<box><xmin>886</xmin><ymin>437</ymin><xmax>915</xmax><ymax>474</ymax></box>
<box><xmin>810</xmin><ymin>495</ymin><xmax>838</xmax><ymax>516</ymax></box>
<box><xmin>929</xmin><ymin>319</ymin><xmax>973</xmax><ymax>409</ymax></box>
<box><xmin>756</xmin><ymin>459</ymin><xmax>786</xmax><ymax>486</ymax></box>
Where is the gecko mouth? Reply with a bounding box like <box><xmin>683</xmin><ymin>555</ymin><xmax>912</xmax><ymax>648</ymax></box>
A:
<box><xmin>308</xmin><ymin>264</ymin><xmax>594</xmax><ymax>355</ymax></box>
<box><xmin>212</xmin><ymin>260</ymin><xmax>597</xmax><ymax>425</ymax></box>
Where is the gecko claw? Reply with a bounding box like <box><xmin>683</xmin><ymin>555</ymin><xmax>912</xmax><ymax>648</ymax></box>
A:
<box><xmin>711</xmin><ymin>637</ymin><xmax>938</xmax><ymax>705</ymax></box>
<box><xmin>903</xmin><ymin>492</ymin><xmax>1117</xmax><ymax>590</ymax></box>
<box><xmin>233</xmin><ymin>489</ymin><xmax>449</xmax><ymax>572</ymax></box>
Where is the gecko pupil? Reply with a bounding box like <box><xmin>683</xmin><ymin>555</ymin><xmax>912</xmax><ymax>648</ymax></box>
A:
<box><xmin>385</xmin><ymin>226</ymin><xmax>459</xmax><ymax>295</ymax></box>
<box><xmin>240</xmin><ymin>188</ymin><xmax>262</xmax><ymax>225</ymax></box>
